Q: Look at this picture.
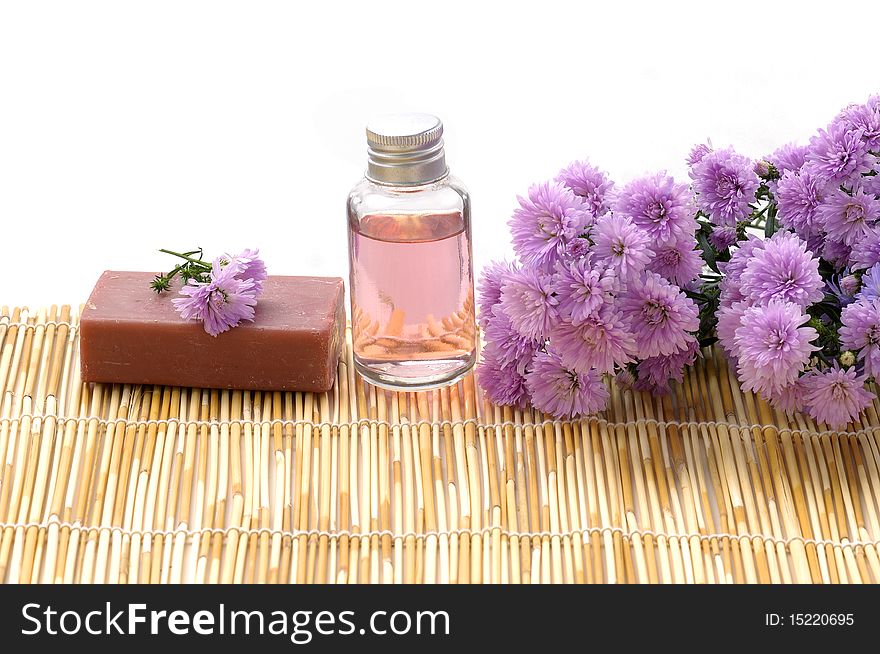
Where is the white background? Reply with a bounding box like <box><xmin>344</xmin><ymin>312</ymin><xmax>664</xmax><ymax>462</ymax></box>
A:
<box><xmin>1</xmin><ymin>0</ymin><xmax>879</xmax><ymax>309</ymax></box>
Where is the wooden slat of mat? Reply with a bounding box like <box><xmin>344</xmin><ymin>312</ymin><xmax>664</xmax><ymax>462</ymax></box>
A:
<box><xmin>0</xmin><ymin>306</ymin><xmax>878</xmax><ymax>584</ymax></box>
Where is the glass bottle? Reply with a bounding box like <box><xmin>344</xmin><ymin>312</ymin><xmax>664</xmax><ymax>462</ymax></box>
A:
<box><xmin>347</xmin><ymin>113</ymin><xmax>476</xmax><ymax>390</ymax></box>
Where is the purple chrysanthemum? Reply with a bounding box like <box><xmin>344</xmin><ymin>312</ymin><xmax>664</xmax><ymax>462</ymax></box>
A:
<box><xmin>840</xmin><ymin>299</ymin><xmax>880</xmax><ymax>378</ymax></box>
<box><xmin>618</xmin><ymin>271</ymin><xmax>699</xmax><ymax>358</ymax></box>
<box><xmin>806</xmin><ymin>121</ymin><xmax>876</xmax><ymax>187</ymax></box>
<box><xmin>822</xmin><ymin>238</ymin><xmax>853</xmax><ymax>271</ymax></box>
<box><xmin>173</xmin><ymin>260</ymin><xmax>259</xmax><ymax>336</ymax></box>
<box><xmin>733</xmin><ymin>300</ymin><xmax>817</xmax><ymax>395</ymax></box>
<box><xmin>689</xmin><ymin>147</ymin><xmax>759</xmax><ymax>227</ymax></box>
<box><xmin>858</xmin><ymin>263</ymin><xmax>880</xmax><ymax>301</ymax></box>
<box><xmin>614</xmin><ymin>173</ymin><xmax>695</xmax><ymax>245</ymax></box>
<box><xmin>716</xmin><ymin>300</ymin><xmax>749</xmax><ymax>358</ymax></box>
<box><xmin>686</xmin><ymin>143</ymin><xmax>712</xmax><ymax>167</ymax></box>
<box><xmin>838</xmin><ymin>101</ymin><xmax>880</xmax><ymax>152</ymax></box>
<box><xmin>483</xmin><ymin>308</ymin><xmax>541</xmax><ymax>374</ymax></box>
<box><xmin>634</xmin><ymin>339</ymin><xmax>700</xmax><ymax>393</ymax></box>
<box><xmin>556</xmin><ymin>160</ymin><xmax>615</xmax><ymax>217</ymax></box>
<box><xmin>498</xmin><ymin>267</ymin><xmax>558</xmax><ymax>341</ymax></box>
<box><xmin>509</xmin><ymin>182</ymin><xmax>592</xmax><ymax>271</ymax></box>
<box><xmin>709</xmin><ymin>225</ymin><xmax>738</xmax><ymax>251</ymax></box>
<box><xmin>862</xmin><ymin>173</ymin><xmax>880</xmax><ymax>198</ymax></box>
<box><xmin>553</xmin><ymin>257</ymin><xmax>616</xmax><ymax>325</ymax></box>
<box><xmin>739</xmin><ymin>231</ymin><xmax>824</xmax><ymax>307</ymax></box>
<box><xmin>768</xmin><ymin>143</ymin><xmax>809</xmax><ymax>175</ymax></box>
<box><xmin>477</xmin><ymin>348</ymin><xmax>530</xmax><ymax>408</ymax></box>
<box><xmin>220</xmin><ymin>248</ymin><xmax>268</xmax><ymax>294</ymax></box>
<box><xmin>592</xmin><ymin>212</ymin><xmax>653</xmax><ymax>280</ymax></box>
<box><xmin>525</xmin><ymin>348</ymin><xmax>609</xmax><ymax>418</ymax></box>
<box><xmin>647</xmin><ymin>235</ymin><xmax>704</xmax><ymax>287</ymax></box>
<box><xmin>564</xmin><ymin>237</ymin><xmax>591</xmax><ymax>260</ymax></box>
<box><xmin>721</xmin><ymin>234</ymin><xmax>766</xmax><ymax>285</ymax></box>
<box><xmin>550</xmin><ymin>307</ymin><xmax>636</xmax><ymax>374</ymax></box>
<box><xmin>478</xmin><ymin>260</ymin><xmax>518</xmax><ymax>327</ymax></box>
<box><xmin>718</xmin><ymin>234</ymin><xmax>767</xmax><ymax>304</ymax></box>
<box><xmin>775</xmin><ymin>167</ymin><xmax>825</xmax><ymax>236</ymax></box>
<box><xmin>768</xmin><ymin>378</ymin><xmax>807</xmax><ymax>414</ymax></box>
<box><xmin>801</xmin><ymin>366</ymin><xmax>874</xmax><ymax>429</ymax></box>
<box><xmin>817</xmin><ymin>185</ymin><xmax>880</xmax><ymax>247</ymax></box>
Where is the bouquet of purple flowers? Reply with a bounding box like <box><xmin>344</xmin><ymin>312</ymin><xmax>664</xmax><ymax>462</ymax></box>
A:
<box><xmin>479</xmin><ymin>94</ymin><xmax>880</xmax><ymax>429</ymax></box>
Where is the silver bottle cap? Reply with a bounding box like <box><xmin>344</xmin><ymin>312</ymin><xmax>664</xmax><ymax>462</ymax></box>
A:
<box><xmin>365</xmin><ymin>113</ymin><xmax>448</xmax><ymax>186</ymax></box>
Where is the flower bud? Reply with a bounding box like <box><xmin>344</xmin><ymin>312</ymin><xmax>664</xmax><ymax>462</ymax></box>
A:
<box><xmin>841</xmin><ymin>274</ymin><xmax>860</xmax><ymax>297</ymax></box>
<box><xmin>753</xmin><ymin>159</ymin><xmax>771</xmax><ymax>178</ymax></box>
<box><xmin>839</xmin><ymin>350</ymin><xmax>856</xmax><ymax>367</ymax></box>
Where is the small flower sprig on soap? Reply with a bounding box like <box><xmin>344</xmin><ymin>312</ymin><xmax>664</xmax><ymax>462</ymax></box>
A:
<box><xmin>151</xmin><ymin>248</ymin><xmax>268</xmax><ymax>337</ymax></box>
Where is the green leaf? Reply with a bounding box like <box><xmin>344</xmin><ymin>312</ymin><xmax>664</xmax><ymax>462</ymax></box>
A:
<box><xmin>764</xmin><ymin>203</ymin><xmax>778</xmax><ymax>237</ymax></box>
<box><xmin>696</xmin><ymin>231</ymin><xmax>719</xmax><ymax>273</ymax></box>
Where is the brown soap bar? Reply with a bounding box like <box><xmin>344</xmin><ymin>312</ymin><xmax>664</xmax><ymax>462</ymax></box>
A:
<box><xmin>81</xmin><ymin>271</ymin><xmax>345</xmax><ymax>392</ymax></box>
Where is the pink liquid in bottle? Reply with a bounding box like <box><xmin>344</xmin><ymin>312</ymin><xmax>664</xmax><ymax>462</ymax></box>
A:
<box><xmin>349</xmin><ymin>211</ymin><xmax>476</xmax><ymax>389</ymax></box>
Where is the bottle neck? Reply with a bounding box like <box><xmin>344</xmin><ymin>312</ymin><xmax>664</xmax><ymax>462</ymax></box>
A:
<box><xmin>366</xmin><ymin>139</ymin><xmax>448</xmax><ymax>186</ymax></box>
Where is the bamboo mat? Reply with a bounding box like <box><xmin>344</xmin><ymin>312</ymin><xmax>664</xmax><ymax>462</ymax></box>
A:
<box><xmin>1</xmin><ymin>305</ymin><xmax>880</xmax><ymax>584</ymax></box>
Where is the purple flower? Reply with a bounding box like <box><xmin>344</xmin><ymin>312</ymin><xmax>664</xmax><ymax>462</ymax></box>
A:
<box><xmin>509</xmin><ymin>182</ymin><xmax>592</xmax><ymax>271</ymax></box>
<box><xmin>647</xmin><ymin>235</ymin><xmax>704</xmax><ymax>287</ymax></box>
<box><xmin>173</xmin><ymin>260</ymin><xmax>259</xmax><ymax>336</ymax></box>
<box><xmin>775</xmin><ymin>168</ymin><xmax>825</xmax><ymax>235</ymax></box>
<box><xmin>556</xmin><ymin>160</ymin><xmax>615</xmax><ymax>216</ymax></box>
<box><xmin>553</xmin><ymin>257</ymin><xmax>616</xmax><ymax>324</ymax></box>
<box><xmin>718</xmin><ymin>234</ymin><xmax>766</xmax><ymax>304</ymax></box>
<box><xmin>716</xmin><ymin>300</ymin><xmax>749</xmax><ymax>358</ymax></box>
<box><xmin>826</xmin><ymin>273</ymin><xmax>858</xmax><ymax>306</ymax></box>
<box><xmin>483</xmin><ymin>308</ymin><xmax>541</xmax><ymax>374</ymax></box>
<box><xmin>801</xmin><ymin>366</ymin><xmax>874</xmax><ymax>429</ymax></box>
<box><xmin>689</xmin><ymin>147</ymin><xmax>759</xmax><ymax>227</ymax></box>
<box><xmin>806</xmin><ymin>121</ymin><xmax>876</xmax><ymax>187</ymax></box>
<box><xmin>733</xmin><ymin>300</ymin><xmax>817</xmax><ymax>396</ymax></box>
<box><xmin>768</xmin><ymin>143</ymin><xmax>809</xmax><ymax>175</ymax></box>
<box><xmin>858</xmin><ymin>263</ymin><xmax>880</xmax><ymax>301</ymax></box>
<box><xmin>817</xmin><ymin>185</ymin><xmax>880</xmax><ymax>247</ymax></box>
<box><xmin>220</xmin><ymin>248</ymin><xmax>268</xmax><ymax>294</ymax></box>
<box><xmin>619</xmin><ymin>271</ymin><xmax>699</xmax><ymax>358</ymax></box>
<box><xmin>739</xmin><ymin>231</ymin><xmax>823</xmax><ymax>307</ymax></box>
<box><xmin>838</xmin><ymin>101</ymin><xmax>880</xmax><ymax>152</ymax></box>
<box><xmin>614</xmin><ymin>173</ymin><xmax>695</xmax><ymax>245</ymax></box>
<box><xmin>525</xmin><ymin>348</ymin><xmax>609</xmax><ymax>418</ymax></box>
<box><xmin>634</xmin><ymin>339</ymin><xmax>699</xmax><ymax>393</ymax></box>
<box><xmin>477</xmin><ymin>348</ymin><xmax>530</xmax><ymax>408</ymax></box>
<box><xmin>822</xmin><ymin>238</ymin><xmax>853</xmax><ymax>271</ymax></box>
<box><xmin>722</xmin><ymin>234</ymin><xmax>766</xmax><ymax>284</ymax></box>
<box><xmin>478</xmin><ymin>260</ymin><xmax>518</xmax><ymax>327</ymax></box>
<box><xmin>550</xmin><ymin>307</ymin><xmax>636</xmax><ymax>374</ymax></box>
<box><xmin>863</xmin><ymin>173</ymin><xmax>880</xmax><ymax>197</ymax></box>
<box><xmin>709</xmin><ymin>225</ymin><xmax>738</xmax><ymax>250</ymax></box>
<box><xmin>767</xmin><ymin>378</ymin><xmax>807</xmax><ymax>414</ymax></box>
<box><xmin>592</xmin><ymin>212</ymin><xmax>653</xmax><ymax>280</ymax></box>
<box><xmin>686</xmin><ymin>143</ymin><xmax>711</xmax><ymax>167</ymax></box>
<box><xmin>498</xmin><ymin>267</ymin><xmax>558</xmax><ymax>341</ymax></box>
<box><xmin>564</xmin><ymin>237</ymin><xmax>591</xmax><ymax>260</ymax></box>
<box><xmin>840</xmin><ymin>299</ymin><xmax>880</xmax><ymax>378</ymax></box>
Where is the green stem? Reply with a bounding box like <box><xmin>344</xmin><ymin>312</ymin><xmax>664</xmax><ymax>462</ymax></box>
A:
<box><xmin>159</xmin><ymin>248</ymin><xmax>211</xmax><ymax>269</ymax></box>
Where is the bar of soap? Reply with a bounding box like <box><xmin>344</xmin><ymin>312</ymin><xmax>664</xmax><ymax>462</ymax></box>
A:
<box><xmin>81</xmin><ymin>271</ymin><xmax>345</xmax><ymax>392</ymax></box>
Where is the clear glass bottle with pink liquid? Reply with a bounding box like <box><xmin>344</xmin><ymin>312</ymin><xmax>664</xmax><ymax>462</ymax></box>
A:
<box><xmin>347</xmin><ymin>114</ymin><xmax>476</xmax><ymax>389</ymax></box>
